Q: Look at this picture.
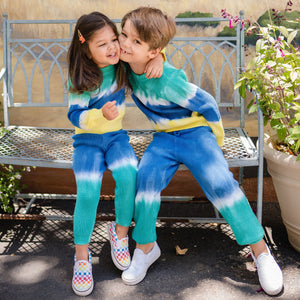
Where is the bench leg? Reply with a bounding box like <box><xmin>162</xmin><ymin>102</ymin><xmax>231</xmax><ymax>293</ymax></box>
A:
<box><xmin>22</xmin><ymin>197</ymin><xmax>36</xmax><ymax>214</ymax></box>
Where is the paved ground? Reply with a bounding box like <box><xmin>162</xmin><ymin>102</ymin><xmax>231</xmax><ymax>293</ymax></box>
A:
<box><xmin>0</xmin><ymin>200</ymin><xmax>299</xmax><ymax>300</ymax></box>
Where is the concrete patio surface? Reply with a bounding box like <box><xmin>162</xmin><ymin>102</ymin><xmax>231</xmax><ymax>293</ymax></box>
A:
<box><xmin>0</xmin><ymin>200</ymin><xmax>300</xmax><ymax>300</ymax></box>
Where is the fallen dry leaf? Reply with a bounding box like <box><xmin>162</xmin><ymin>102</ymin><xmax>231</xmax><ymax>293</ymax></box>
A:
<box><xmin>175</xmin><ymin>245</ymin><xmax>188</xmax><ymax>255</ymax></box>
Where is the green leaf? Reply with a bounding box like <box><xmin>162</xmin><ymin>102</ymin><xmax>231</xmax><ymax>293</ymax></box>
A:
<box><xmin>248</xmin><ymin>103</ymin><xmax>259</xmax><ymax>114</ymax></box>
<box><xmin>270</xmin><ymin>118</ymin><xmax>280</xmax><ymax>127</ymax></box>
<box><xmin>247</xmin><ymin>99</ymin><xmax>255</xmax><ymax>110</ymax></box>
<box><xmin>290</xmin><ymin>126</ymin><xmax>300</xmax><ymax>136</ymax></box>
<box><xmin>256</xmin><ymin>39</ymin><xmax>264</xmax><ymax>53</ymax></box>
<box><xmin>287</xmin><ymin>30</ymin><xmax>298</xmax><ymax>44</ymax></box>
<box><xmin>234</xmin><ymin>80</ymin><xmax>243</xmax><ymax>89</ymax></box>
<box><xmin>272</xmin><ymin>112</ymin><xmax>285</xmax><ymax>119</ymax></box>
<box><xmin>267</xmin><ymin>61</ymin><xmax>276</xmax><ymax>68</ymax></box>
<box><xmin>239</xmin><ymin>84</ymin><xmax>246</xmax><ymax>99</ymax></box>
<box><xmin>290</xmin><ymin>133</ymin><xmax>300</xmax><ymax>139</ymax></box>
<box><xmin>279</xmin><ymin>26</ymin><xmax>289</xmax><ymax>38</ymax></box>
<box><xmin>277</xmin><ymin>128</ymin><xmax>287</xmax><ymax>141</ymax></box>
<box><xmin>268</xmin><ymin>36</ymin><xmax>275</xmax><ymax>44</ymax></box>
<box><xmin>270</xmin><ymin>119</ymin><xmax>285</xmax><ymax>130</ymax></box>
<box><xmin>295</xmin><ymin>140</ymin><xmax>300</xmax><ymax>152</ymax></box>
<box><xmin>290</xmin><ymin>71</ymin><xmax>298</xmax><ymax>82</ymax></box>
<box><xmin>247</xmin><ymin>57</ymin><xmax>257</xmax><ymax>69</ymax></box>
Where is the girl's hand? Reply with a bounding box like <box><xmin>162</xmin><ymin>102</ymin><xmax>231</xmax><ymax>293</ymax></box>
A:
<box><xmin>144</xmin><ymin>53</ymin><xmax>164</xmax><ymax>79</ymax></box>
<box><xmin>102</xmin><ymin>101</ymin><xmax>119</xmax><ymax>120</ymax></box>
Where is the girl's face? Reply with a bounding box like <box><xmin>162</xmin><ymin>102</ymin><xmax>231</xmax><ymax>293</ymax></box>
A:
<box><xmin>88</xmin><ymin>25</ymin><xmax>120</xmax><ymax>68</ymax></box>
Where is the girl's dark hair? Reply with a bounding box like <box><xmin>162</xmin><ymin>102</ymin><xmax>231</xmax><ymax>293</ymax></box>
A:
<box><xmin>68</xmin><ymin>11</ymin><xmax>127</xmax><ymax>94</ymax></box>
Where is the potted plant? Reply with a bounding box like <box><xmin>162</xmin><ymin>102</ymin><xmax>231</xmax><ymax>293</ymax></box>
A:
<box><xmin>223</xmin><ymin>3</ymin><xmax>300</xmax><ymax>252</ymax></box>
<box><xmin>0</xmin><ymin>126</ymin><xmax>32</xmax><ymax>214</ymax></box>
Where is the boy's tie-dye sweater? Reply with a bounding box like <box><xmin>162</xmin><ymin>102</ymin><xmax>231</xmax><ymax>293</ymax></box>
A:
<box><xmin>68</xmin><ymin>64</ymin><xmax>125</xmax><ymax>134</ymax></box>
<box><xmin>130</xmin><ymin>62</ymin><xmax>224</xmax><ymax>146</ymax></box>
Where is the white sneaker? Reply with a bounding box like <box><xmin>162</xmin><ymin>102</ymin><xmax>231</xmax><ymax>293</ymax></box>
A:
<box><xmin>250</xmin><ymin>246</ymin><xmax>283</xmax><ymax>296</ymax></box>
<box><xmin>122</xmin><ymin>242</ymin><xmax>161</xmax><ymax>285</ymax></box>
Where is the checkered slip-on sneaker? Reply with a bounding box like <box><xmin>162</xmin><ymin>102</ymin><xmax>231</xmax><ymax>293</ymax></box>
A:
<box><xmin>72</xmin><ymin>249</ymin><xmax>94</xmax><ymax>296</ymax></box>
<box><xmin>108</xmin><ymin>222</ymin><xmax>131</xmax><ymax>270</ymax></box>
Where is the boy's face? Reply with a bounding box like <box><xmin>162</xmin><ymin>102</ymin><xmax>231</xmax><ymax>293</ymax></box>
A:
<box><xmin>119</xmin><ymin>20</ymin><xmax>159</xmax><ymax>73</ymax></box>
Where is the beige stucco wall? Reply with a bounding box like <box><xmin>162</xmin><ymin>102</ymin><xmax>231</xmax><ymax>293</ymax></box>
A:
<box><xmin>0</xmin><ymin>0</ymin><xmax>299</xmax><ymax>135</ymax></box>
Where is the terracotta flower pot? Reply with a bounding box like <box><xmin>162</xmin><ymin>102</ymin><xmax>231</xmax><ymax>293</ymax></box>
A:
<box><xmin>263</xmin><ymin>134</ymin><xmax>300</xmax><ymax>252</ymax></box>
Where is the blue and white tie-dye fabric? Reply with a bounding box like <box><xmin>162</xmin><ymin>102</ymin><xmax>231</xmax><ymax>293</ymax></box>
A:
<box><xmin>72</xmin><ymin>131</ymin><xmax>138</xmax><ymax>245</ymax></box>
<box><xmin>67</xmin><ymin>65</ymin><xmax>138</xmax><ymax>246</ymax></box>
<box><xmin>68</xmin><ymin>64</ymin><xmax>125</xmax><ymax>135</ymax></box>
<box><xmin>129</xmin><ymin>62</ymin><xmax>224</xmax><ymax>146</ymax></box>
<box><xmin>132</xmin><ymin>127</ymin><xmax>264</xmax><ymax>245</ymax></box>
<box><xmin>128</xmin><ymin>64</ymin><xmax>264</xmax><ymax>246</ymax></box>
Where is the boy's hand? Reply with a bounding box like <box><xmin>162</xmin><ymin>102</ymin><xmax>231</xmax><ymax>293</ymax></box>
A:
<box><xmin>102</xmin><ymin>101</ymin><xmax>119</xmax><ymax>120</ymax></box>
<box><xmin>144</xmin><ymin>53</ymin><xmax>164</xmax><ymax>79</ymax></box>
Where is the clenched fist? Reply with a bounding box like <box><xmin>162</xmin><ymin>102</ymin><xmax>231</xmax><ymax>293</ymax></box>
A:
<box><xmin>102</xmin><ymin>100</ymin><xmax>119</xmax><ymax>120</ymax></box>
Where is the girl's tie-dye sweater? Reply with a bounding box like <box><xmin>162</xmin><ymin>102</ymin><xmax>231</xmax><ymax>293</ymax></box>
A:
<box><xmin>68</xmin><ymin>64</ymin><xmax>125</xmax><ymax>134</ymax></box>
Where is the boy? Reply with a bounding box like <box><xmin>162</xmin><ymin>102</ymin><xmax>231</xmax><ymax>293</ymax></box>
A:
<box><xmin>119</xmin><ymin>7</ymin><xmax>283</xmax><ymax>296</ymax></box>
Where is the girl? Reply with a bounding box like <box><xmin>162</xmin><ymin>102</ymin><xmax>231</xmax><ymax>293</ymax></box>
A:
<box><xmin>67</xmin><ymin>11</ymin><xmax>163</xmax><ymax>296</ymax></box>
<box><xmin>67</xmin><ymin>11</ymin><xmax>137</xmax><ymax>297</ymax></box>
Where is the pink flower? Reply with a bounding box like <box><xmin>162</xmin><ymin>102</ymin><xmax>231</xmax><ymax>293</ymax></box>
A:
<box><xmin>280</xmin><ymin>49</ymin><xmax>285</xmax><ymax>57</ymax></box>
<box><xmin>240</xmin><ymin>21</ymin><xmax>244</xmax><ymax>30</ymax></box>
<box><xmin>266</xmin><ymin>65</ymin><xmax>274</xmax><ymax>73</ymax></box>
<box><xmin>229</xmin><ymin>19</ymin><xmax>233</xmax><ymax>29</ymax></box>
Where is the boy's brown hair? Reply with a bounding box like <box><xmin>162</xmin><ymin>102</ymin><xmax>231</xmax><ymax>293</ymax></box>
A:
<box><xmin>121</xmin><ymin>7</ymin><xmax>176</xmax><ymax>50</ymax></box>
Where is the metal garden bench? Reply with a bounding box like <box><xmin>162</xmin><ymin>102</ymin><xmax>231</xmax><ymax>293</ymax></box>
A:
<box><xmin>0</xmin><ymin>12</ymin><xmax>264</xmax><ymax>223</ymax></box>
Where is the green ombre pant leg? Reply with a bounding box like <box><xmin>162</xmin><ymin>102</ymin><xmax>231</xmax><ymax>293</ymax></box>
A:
<box><xmin>132</xmin><ymin>196</ymin><xmax>161</xmax><ymax>244</ymax></box>
<box><xmin>218</xmin><ymin>195</ymin><xmax>265</xmax><ymax>245</ymax></box>
<box><xmin>74</xmin><ymin>177</ymin><xmax>102</xmax><ymax>245</ymax></box>
<box><xmin>112</xmin><ymin>165</ymin><xmax>137</xmax><ymax>227</ymax></box>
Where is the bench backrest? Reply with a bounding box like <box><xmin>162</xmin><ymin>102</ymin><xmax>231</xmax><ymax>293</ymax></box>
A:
<box><xmin>1</xmin><ymin>13</ymin><xmax>245</xmax><ymax>127</ymax></box>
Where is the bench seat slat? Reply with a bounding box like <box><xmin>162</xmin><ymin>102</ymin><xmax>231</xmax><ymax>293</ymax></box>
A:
<box><xmin>0</xmin><ymin>126</ymin><xmax>258</xmax><ymax>169</ymax></box>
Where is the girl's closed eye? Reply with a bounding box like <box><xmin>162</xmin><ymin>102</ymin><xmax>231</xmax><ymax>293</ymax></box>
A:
<box><xmin>121</xmin><ymin>32</ymin><xmax>127</xmax><ymax>38</ymax></box>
